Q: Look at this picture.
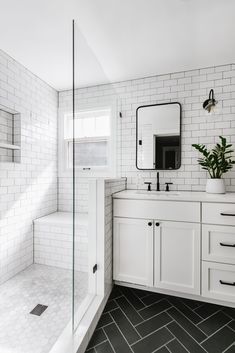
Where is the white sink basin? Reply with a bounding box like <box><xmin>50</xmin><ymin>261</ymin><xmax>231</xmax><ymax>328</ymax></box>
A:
<box><xmin>136</xmin><ymin>190</ymin><xmax>180</xmax><ymax>196</ymax></box>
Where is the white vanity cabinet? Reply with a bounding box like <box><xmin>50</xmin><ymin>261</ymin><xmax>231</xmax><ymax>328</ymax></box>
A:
<box><xmin>154</xmin><ymin>221</ymin><xmax>200</xmax><ymax>295</ymax></box>
<box><xmin>113</xmin><ymin>191</ymin><xmax>235</xmax><ymax>307</ymax></box>
<box><xmin>113</xmin><ymin>197</ymin><xmax>201</xmax><ymax>295</ymax></box>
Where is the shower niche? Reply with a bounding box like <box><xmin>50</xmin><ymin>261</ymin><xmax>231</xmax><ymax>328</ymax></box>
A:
<box><xmin>0</xmin><ymin>105</ymin><xmax>21</xmax><ymax>163</ymax></box>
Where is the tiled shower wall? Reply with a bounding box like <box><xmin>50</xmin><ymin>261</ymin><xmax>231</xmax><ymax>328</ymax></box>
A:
<box><xmin>0</xmin><ymin>50</ymin><xmax>58</xmax><ymax>284</ymax></box>
<box><xmin>59</xmin><ymin>63</ymin><xmax>235</xmax><ymax>202</ymax></box>
<box><xmin>58</xmin><ymin>176</ymin><xmax>89</xmax><ymax>213</ymax></box>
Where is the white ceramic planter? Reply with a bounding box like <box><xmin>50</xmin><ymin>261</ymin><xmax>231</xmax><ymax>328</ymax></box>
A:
<box><xmin>206</xmin><ymin>179</ymin><xmax>225</xmax><ymax>194</ymax></box>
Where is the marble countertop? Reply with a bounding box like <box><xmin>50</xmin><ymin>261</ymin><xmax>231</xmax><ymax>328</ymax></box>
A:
<box><xmin>113</xmin><ymin>190</ymin><xmax>235</xmax><ymax>203</ymax></box>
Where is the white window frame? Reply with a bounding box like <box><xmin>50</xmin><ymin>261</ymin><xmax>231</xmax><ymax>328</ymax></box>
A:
<box><xmin>59</xmin><ymin>102</ymin><xmax>117</xmax><ymax>178</ymax></box>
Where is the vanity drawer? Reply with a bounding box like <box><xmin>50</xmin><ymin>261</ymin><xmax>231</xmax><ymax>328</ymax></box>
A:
<box><xmin>202</xmin><ymin>225</ymin><xmax>235</xmax><ymax>265</ymax></box>
<box><xmin>202</xmin><ymin>261</ymin><xmax>235</xmax><ymax>303</ymax></box>
<box><xmin>113</xmin><ymin>199</ymin><xmax>200</xmax><ymax>222</ymax></box>
<box><xmin>202</xmin><ymin>202</ymin><xmax>235</xmax><ymax>225</ymax></box>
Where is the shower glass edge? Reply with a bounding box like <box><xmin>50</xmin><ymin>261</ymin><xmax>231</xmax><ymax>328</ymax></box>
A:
<box><xmin>72</xmin><ymin>19</ymin><xmax>97</xmax><ymax>331</ymax></box>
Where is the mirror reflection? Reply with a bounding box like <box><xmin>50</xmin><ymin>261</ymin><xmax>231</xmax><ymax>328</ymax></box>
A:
<box><xmin>136</xmin><ymin>102</ymin><xmax>181</xmax><ymax>170</ymax></box>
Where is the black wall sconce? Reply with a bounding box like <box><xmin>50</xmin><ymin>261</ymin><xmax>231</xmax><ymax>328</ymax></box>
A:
<box><xmin>203</xmin><ymin>89</ymin><xmax>218</xmax><ymax>113</ymax></box>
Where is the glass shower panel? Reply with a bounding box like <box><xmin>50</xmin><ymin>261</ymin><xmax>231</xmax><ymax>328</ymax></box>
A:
<box><xmin>72</xmin><ymin>21</ymin><xmax>98</xmax><ymax>329</ymax></box>
<box><xmin>72</xmin><ymin>18</ymin><xmax>121</xmax><ymax>330</ymax></box>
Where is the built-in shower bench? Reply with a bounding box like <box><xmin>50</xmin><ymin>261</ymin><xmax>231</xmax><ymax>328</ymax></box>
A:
<box><xmin>34</xmin><ymin>212</ymin><xmax>88</xmax><ymax>272</ymax></box>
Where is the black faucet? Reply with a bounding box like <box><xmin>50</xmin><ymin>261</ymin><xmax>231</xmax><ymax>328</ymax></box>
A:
<box><xmin>157</xmin><ymin>172</ymin><xmax>160</xmax><ymax>191</ymax></box>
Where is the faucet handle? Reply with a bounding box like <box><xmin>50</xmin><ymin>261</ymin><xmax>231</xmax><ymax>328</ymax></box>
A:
<box><xmin>165</xmin><ymin>182</ymin><xmax>173</xmax><ymax>192</ymax></box>
<box><xmin>144</xmin><ymin>182</ymin><xmax>152</xmax><ymax>191</ymax></box>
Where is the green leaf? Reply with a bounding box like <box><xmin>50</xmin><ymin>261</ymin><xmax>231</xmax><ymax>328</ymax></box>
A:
<box><xmin>192</xmin><ymin>136</ymin><xmax>235</xmax><ymax>177</ymax></box>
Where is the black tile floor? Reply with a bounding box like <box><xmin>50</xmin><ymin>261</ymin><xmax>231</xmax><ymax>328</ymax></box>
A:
<box><xmin>86</xmin><ymin>285</ymin><xmax>235</xmax><ymax>353</ymax></box>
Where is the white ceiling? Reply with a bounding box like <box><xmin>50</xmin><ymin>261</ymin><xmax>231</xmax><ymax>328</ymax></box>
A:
<box><xmin>0</xmin><ymin>0</ymin><xmax>235</xmax><ymax>91</ymax></box>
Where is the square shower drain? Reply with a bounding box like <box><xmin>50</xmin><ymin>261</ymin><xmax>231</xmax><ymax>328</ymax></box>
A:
<box><xmin>30</xmin><ymin>304</ymin><xmax>48</xmax><ymax>316</ymax></box>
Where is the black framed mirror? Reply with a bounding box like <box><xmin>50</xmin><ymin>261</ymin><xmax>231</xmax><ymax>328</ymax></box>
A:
<box><xmin>136</xmin><ymin>102</ymin><xmax>181</xmax><ymax>170</ymax></box>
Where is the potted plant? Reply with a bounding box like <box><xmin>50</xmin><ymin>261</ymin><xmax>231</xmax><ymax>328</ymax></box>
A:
<box><xmin>192</xmin><ymin>136</ymin><xmax>235</xmax><ymax>194</ymax></box>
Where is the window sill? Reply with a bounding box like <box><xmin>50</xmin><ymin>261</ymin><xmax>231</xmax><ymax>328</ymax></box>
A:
<box><xmin>59</xmin><ymin>167</ymin><xmax>116</xmax><ymax>179</ymax></box>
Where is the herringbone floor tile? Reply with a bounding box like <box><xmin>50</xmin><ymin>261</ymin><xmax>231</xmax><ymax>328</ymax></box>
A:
<box><xmin>86</xmin><ymin>285</ymin><xmax>235</xmax><ymax>353</ymax></box>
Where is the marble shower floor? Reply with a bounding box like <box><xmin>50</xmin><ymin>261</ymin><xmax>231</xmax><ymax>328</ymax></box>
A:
<box><xmin>0</xmin><ymin>264</ymin><xmax>88</xmax><ymax>353</ymax></box>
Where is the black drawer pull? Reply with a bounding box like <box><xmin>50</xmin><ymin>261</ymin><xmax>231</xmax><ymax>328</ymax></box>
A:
<box><xmin>148</xmin><ymin>222</ymin><xmax>152</xmax><ymax>227</ymax></box>
<box><xmin>220</xmin><ymin>212</ymin><xmax>235</xmax><ymax>216</ymax></box>
<box><xmin>220</xmin><ymin>242</ymin><xmax>235</xmax><ymax>248</ymax></box>
<box><xmin>155</xmin><ymin>222</ymin><xmax>160</xmax><ymax>227</ymax></box>
<box><xmin>220</xmin><ymin>280</ymin><xmax>235</xmax><ymax>286</ymax></box>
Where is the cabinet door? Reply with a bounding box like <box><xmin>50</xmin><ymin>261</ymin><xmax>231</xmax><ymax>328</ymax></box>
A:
<box><xmin>154</xmin><ymin>221</ymin><xmax>200</xmax><ymax>295</ymax></box>
<box><xmin>113</xmin><ymin>217</ymin><xmax>153</xmax><ymax>286</ymax></box>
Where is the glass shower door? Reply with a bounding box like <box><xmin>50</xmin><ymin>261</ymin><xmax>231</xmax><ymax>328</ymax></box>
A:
<box><xmin>72</xmin><ymin>20</ymin><xmax>97</xmax><ymax>330</ymax></box>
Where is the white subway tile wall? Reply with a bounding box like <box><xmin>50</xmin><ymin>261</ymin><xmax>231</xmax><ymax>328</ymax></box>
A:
<box><xmin>0</xmin><ymin>50</ymin><xmax>58</xmax><ymax>284</ymax></box>
<box><xmin>59</xmin><ymin>63</ymin><xmax>235</xmax><ymax>203</ymax></box>
<box><xmin>58</xmin><ymin>176</ymin><xmax>89</xmax><ymax>213</ymax></box>
<box><xmin>1</xmin><ymin>47</ymin><xmax>235</xmax><ymax>289</ymax></box>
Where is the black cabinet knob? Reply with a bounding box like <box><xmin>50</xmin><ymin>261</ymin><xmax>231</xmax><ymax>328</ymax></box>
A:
<box><xmin>155</xmin><ymin>222</ymin><xmax>160</xmax><ymax>227</ymax></box>
<box><xmin>144</xmin><ymin>182</ymin><xmax>152</xmax><ymax>191</ymax></box>
<box><xmin>165</xmin><ymin>182</ymin><xmax>173</xmax><ymax>192</ymax></box>
<box><xmin>148</xmin><ymin>222</ymin><xmax>152</xmax><ymax>226</ymax></box>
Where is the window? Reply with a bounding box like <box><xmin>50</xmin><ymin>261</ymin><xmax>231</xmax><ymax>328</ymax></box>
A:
<box><xmin>61</xmin><ymin>107</ymin><xmax>115</xmax><ymax>176</ymax></box>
